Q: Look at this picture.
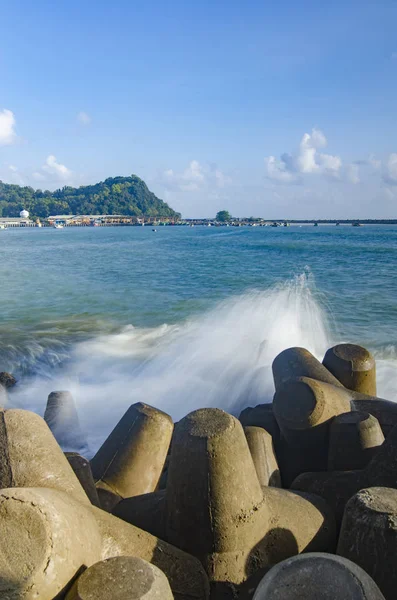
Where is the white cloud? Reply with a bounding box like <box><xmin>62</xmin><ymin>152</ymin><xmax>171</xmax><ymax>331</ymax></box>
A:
<box><xmin>265</xmin><ymin>128</ymin><xmax>342</xmax><ymax>183</ymax></box>
<box><xmin>296</xmin><ymin>133</ymin><xmax>319</xmax><ymax>173</ymax></box>
<box><xmin>383</xmin><ymin>153</ymin><xmax>397</xmax><ymax>185</ymax></box>
<box><xmin>0</xmin><ymin>109</ymin><xmax>17</xmax><ymax>146</ymax></box>
<box><xmin>77</xmin><ymin>111</ymin><xmax>91</xmax><ymax>125</ymax></box>
<box><xmin>33</xmin><ymin>155</ymin><xmax>72</xmax><ymax>184</ymax></box>
<box><xmin>162</xmin><ymin>160</ymin><xmax>230</xmax><ymax>192</ymax></box>
<box><xmin>264</xmin><ymin>156</ymin><xmax>300</xmax><ymax>183</ymax></box>
<box><xmin>42</xmin><ymin>155</ymin><xmax>72</xmax><ymax>180</ymax></box>
<box><xmin>319</xmin><ymin>153</ymin><xmax>342</xmax><ymax>175</ymax></box>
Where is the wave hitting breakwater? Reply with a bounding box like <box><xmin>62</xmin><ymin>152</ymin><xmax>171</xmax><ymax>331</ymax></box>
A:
<box><xmin>7</xmin><ymin>272</ymin><xmax>397</xmax><ymax>455</ymax></box>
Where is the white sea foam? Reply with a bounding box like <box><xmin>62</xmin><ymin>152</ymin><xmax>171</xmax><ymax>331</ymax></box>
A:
<box><xmin>9</xmin><ymin>272</ymin><xmax>397</xmax><ymax>455</ymax></box>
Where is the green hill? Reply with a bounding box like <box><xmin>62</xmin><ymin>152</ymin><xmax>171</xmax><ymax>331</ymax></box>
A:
<box><xmin>0</xmin><ymin>175</ymin><xmax>180</xmax><ymax>219</ymax></box>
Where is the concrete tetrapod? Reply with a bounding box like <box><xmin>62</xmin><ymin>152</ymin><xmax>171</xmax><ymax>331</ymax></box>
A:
<box><xmin>292</xmin><ymin>422</ymin><xmax>397</xmax><ymax>524</ymax></box>
<box><xmin>273</xmin><ymin>374</ymin><xmax>397</xmax><ymax>440</ymax></box>
<box><xmin>90</xmin><ymin>402</ymin><xmax>173</xmax><ymax>511</ymax></box>
<box><xmin>44</xmin><ymin>390</ymin><xmax>87</xmax><ymax>452</ymax></box>
<box><xmin>0</xmin><ymin>487</ymin><xmax>103</xmax><ymax>600</ymax></box>
<box><xmin>328</xmin><ymin>412</ymin><xmax>384</xmax><ymax>471</ymax></box>
<box><xmin>0</xmin><ymin>409</ymin><xmax>90</xmax><ymax>505</ymax></box>
<box><xmin>239</xmin><ymin>404</ymin><xmax>280</xmax><ymax>444</ymax></box>
<box><xmin>272</xmin><ymin>347</ymin><xmax>397</xmax><ymax>435</ymax></box>
<box><xmin>244</xmin><ymin>426</ymin><xmax>281</xmax><ymax>487</ymax></box>
<box><xmin>272</xmin><ymin>377</ymin><xmax>351</xmax><ymax>483</ymax></box>
<box><xmin>91</xmin><ymin>505</ymin><xmax>209</xmax><ymax>600</ymax></box>
<box><xmin>272</xmin><ymin>347</ymin><xmax>343</xmax><ymax>391</ymax></box>
<box><xmin>65</xmin><ymin>452</ymin><xmax>101</xmax><ymax>507</ymax></box>
<box><xmin>349</xmin><ymin>392</ymin><xmax>397</xmax><ymax>438</ymax></box>
<box><xmin>0</xmin><ymin>487</ymin><xmax>209</xmax><ymax>600</ymax></box>
<box><xmin>323</xmin><ymin>343</ymin><xmax>377</xmax><ymax>396</ymax></box>
<box><xmin>239</xmin><ymin>405</ymin><xmax>283</xmax><ymax>486</ymax></box>
<box><xmin>241</xmin><ymin>386</ymin><xmax>392</xmax><ymax>486</ymax></box>
<box><xmin>337</xmin><ymin>487</ymin><xmax>397</xmax><ymax>600</ymax></box>
<box><xmin>164</xmin><ymin>409</ymin><xmax>336</xmax><ymax>596</ymax></box>
<box><xmin>65</xmin><ymin>556</ymin><xmax>174</xmax><ymax>599</ymax></box>
<box><xmin>112</xmin><ymin>490</ymin><xmax>166</xmax><ymax>539</ymax></box>
<box><xmin>273</xmin><ymin>377</ymin><xmax>352</xmax><ymax>448</ymax></box>
<box><xmin>252</xmin><ymin>552</ymin><xmax>385</xmax><ymax>599</ymax></box>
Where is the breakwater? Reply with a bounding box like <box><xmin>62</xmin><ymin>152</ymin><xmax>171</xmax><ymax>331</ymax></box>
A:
<box><xmin>1</xmin><ymin>342</ymin><xmax>396</xmax><ymax>598</ymax></box>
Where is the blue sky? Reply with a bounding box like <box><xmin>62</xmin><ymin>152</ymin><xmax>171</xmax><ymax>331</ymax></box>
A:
<box><xmin>1</xmin><ymin>0</ymin><xmax>397</xmax><ymax>217</ymax></box>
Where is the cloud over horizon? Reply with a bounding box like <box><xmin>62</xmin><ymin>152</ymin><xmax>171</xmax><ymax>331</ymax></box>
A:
<box><xmin>264</xmin><ymin>128</ymin><xmax>345</xmax><ymax>184</ymax></box>
<box><xmin>161</xmin><ymin>160</ymin><xmax>231</xmax><ymax>192</ymax></box>
<box><xmin>0</xmin><ymin>109</ymin><xmax>17</xmax><ymax>146</ymax></box>
<box><xmin>0</xmin><ymin>106</ymin><xmax>396</xmax><ymax>219</ymax></box>
<box><xmin>33</xmin><ymin>155</ymin><xmax>72</xmax><ymax>184</ymax></box>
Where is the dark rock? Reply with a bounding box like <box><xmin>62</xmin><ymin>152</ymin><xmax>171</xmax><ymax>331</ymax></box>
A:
<box><xmin>0</xmin><ymin>372</ymin><xmax>16</xmax><ymax>388</ymax></box>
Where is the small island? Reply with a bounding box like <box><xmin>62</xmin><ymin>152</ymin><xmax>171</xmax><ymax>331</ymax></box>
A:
<box><xmin>0</xmin><ymin>175</ymin><xmax>180</xmax><ymax>221</ymax></box>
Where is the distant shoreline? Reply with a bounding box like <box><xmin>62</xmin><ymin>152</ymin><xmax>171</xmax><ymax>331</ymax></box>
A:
<box><xmin>1</xmin><ymin>217</ymin><xmax>397</xmax><ymax>229</ymax></box>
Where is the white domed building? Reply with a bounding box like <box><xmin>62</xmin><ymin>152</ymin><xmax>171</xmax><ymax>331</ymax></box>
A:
<box><xmin>0</xmin><ymin>208</ymin><xmax>32</xmax><ymax>228</ymax></box>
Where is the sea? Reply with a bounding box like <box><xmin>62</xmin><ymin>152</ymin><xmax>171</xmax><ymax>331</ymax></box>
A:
<box><xmin>0</xmin><ymin>224</ymin><xmax>396</xmax><ymax>454</ymax></box>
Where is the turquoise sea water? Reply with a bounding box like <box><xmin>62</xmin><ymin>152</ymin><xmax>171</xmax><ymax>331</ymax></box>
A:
<box><xmin>1</xmin><ymin>225</ymin><xmax>396</xmax><ymax>452</ymax></box>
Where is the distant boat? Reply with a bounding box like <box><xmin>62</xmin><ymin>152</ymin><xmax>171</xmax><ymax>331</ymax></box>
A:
<box><xmin>314</xmin><ymin>222</ymin><xmax>318</xmax><ymax>227</ymax></box>
<box><xmin>270</xmin><ymin>222</ymin><xmax>279</xmax><ymax>227</ymax></box>
<box><xmin>0</xmin><ymin>224</ymin><xmax>7</xmax><ymax>230</ymax></box>
<box><xmin>53</xmin><ymin>223</ymin><xmax>64</xmax><ymax>229</ymax></box>
<box><xmin>152</xmin><ymin>228</ymin><xmax>157</xmax><ymax>232</ymax></box>
<box><xmin>336</xmin><ymin>222</ymin><xmax>340</xmax><ymax>226</ymax></box>
<box><xmin>352</xmin><ymin>222</ymin><xmax>362</xmax><ymax>227</ymax></box>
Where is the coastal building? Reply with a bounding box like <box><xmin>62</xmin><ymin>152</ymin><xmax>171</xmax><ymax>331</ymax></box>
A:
<box><xmin>1</xmin><ymin>214</ymin><xmax>178</xmax><ymax>228</ymax></box>
<box><xmin>47</xmin><ymin>215</ymin><xmax>76</xmax><ymax>225</ymax></box>
<box><xmin>46</xmin><ymin>215</ymin><xmax>176</xmax><ymax>226</ymax></box>
<box><xmin>0</xmin><ymin>215</ymin><xmax>33</xmax><ymax>227</ymax></box>
<box><xmin>48</xmin><ymin>214</ymin><xmax>129</xmax><ymax>226</ymax></box>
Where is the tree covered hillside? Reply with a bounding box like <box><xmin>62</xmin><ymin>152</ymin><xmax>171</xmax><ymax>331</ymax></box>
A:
<box><xmin>0</xmin><ymin>175</ymin><xmax>180</xmax><ymax>219</ymax></box>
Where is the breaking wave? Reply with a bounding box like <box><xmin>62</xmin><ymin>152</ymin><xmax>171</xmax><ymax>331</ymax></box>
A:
<box><xmin>7</xmin><ymin>272</ymin><xmax>397</xmax><ymax>455</ymax></box>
